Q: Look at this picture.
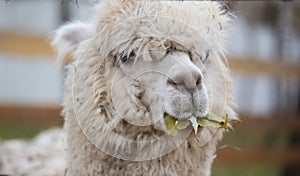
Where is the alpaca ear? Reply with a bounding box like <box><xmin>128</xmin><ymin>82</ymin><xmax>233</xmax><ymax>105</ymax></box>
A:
<box><xmin>52</xmin><ymin>21</ymin><xmax>94</xmax><ymax>65</ymax></box>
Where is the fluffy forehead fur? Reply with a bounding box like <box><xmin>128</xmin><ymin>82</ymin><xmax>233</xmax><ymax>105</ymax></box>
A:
<box><xmin>59</xmin><ymin>1</ymin><xmax>237</xmax><ymax>175</ymax></box>
<box><xmin>92</xmin><ymin>0</ymin><xmax>230</xmax><ymax>59</ymax></box>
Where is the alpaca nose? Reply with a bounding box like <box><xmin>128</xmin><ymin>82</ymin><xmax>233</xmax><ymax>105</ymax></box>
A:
<box><xmin>167</xmin><ymin>68</ymin><xmax>202</xmax><ymax>95</ymax></box>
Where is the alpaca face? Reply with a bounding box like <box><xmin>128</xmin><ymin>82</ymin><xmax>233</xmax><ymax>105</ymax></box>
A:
<box><xmin>110</xmin><ymin>42</ymin><xmax>210</xmax><ymax>134</ymax></box>
<box><xmin>53</xmin><ymin>0</ymin><xmax>234</xmax><ymax>139</ymax></box>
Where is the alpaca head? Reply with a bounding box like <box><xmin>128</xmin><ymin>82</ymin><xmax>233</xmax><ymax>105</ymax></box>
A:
<box><xmin>53</xmin><ymin>0</ymin><xmax>236</xmax><ymax>160</ymax></box>
<box><xmin>107</xmin><ymin>39</ymin><xmax>211</xmax><ymax>134</ymax></box>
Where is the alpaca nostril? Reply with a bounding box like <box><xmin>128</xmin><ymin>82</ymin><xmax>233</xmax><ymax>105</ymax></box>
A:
<box><xmin>195</xmin><ymin>75</ymin><xmax>202</xmax><ymax>87</ymax></box>
<box><xmin>191</xmin><ymin>68</ymin><xmax>202</xmax><ymax>84</ymax></box>
<box><xmin>167</xmin><ymin>78</ymin><xmax>184</xmax><ymax>88</ymax></box>
<box><xmin>167</xmin><ymin>79</ymin><xmax>177</xmax><ymax>87</ymax></box>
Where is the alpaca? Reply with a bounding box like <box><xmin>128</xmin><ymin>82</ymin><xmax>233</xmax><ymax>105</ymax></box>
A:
<box><xmin>56</xmin><ymin>1</ymin><xmax>236</xmax><ymax>175</ymax></box>
<box><xmin>0</xmin><ymin>1</ymin><xmax>237</xmax><ymax>175</ymax></box>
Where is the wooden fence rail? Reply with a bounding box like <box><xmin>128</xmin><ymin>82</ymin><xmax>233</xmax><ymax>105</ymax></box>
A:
<box><xmin>0</xmin><ymin>31</ymin><xmax>300</xmax><ymax>78</ymax></box>
<box><xmin>1</xmin><ymin>104</ymin><xmax>300</xmax><ymax>129</ymax></box>
<box><xmin>0</xmin><ymin>104</ymin><xmax>63</xmax><ymax>124</ymax></box>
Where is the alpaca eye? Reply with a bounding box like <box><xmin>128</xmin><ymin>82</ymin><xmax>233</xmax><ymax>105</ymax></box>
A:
<box><xmin>200</xmin><ymin>50</ymin><xmax>210</xmax><ymax>62</ymax></box>
<box><xmin>120</xmin><ymin>51</ymin><xmax>136</xmax><ymax>63</ymax></box>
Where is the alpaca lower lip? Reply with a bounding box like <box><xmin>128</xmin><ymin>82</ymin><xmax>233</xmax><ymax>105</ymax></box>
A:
<box><xmin>170</xmin><ymin>110</ymin><xmax>208</xmax><ymax>120</ymax></box>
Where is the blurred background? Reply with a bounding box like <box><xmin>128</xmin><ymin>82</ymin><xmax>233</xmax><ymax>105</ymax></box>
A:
<box><xmin>0</xmin><ymin>0</ymin><xmax>299</xmax><ymax>176</ymax></box>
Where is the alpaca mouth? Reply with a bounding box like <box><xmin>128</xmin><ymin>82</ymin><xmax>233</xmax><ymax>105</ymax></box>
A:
<box><xmin>163</xmin><ymin>112</ymin><xmax>228</xmax><ymax>137</ymax></box>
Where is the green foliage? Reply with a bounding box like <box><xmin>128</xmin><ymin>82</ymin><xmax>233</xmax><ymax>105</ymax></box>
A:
<box><xmin>212</xmin><ymin>164</ymin><xmax>282</xmax><ymax>176</ymax></box>
<box><xmin>0</xmin><ymin>122</ymin><xmax>60</xmax><ymax>140</ymax></box>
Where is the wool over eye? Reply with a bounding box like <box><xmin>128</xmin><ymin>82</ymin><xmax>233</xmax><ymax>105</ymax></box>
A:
<box><xmin>120</xmin><ymin>51</ymin><xmax>136</xmax><ymax>63</ymax></box>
